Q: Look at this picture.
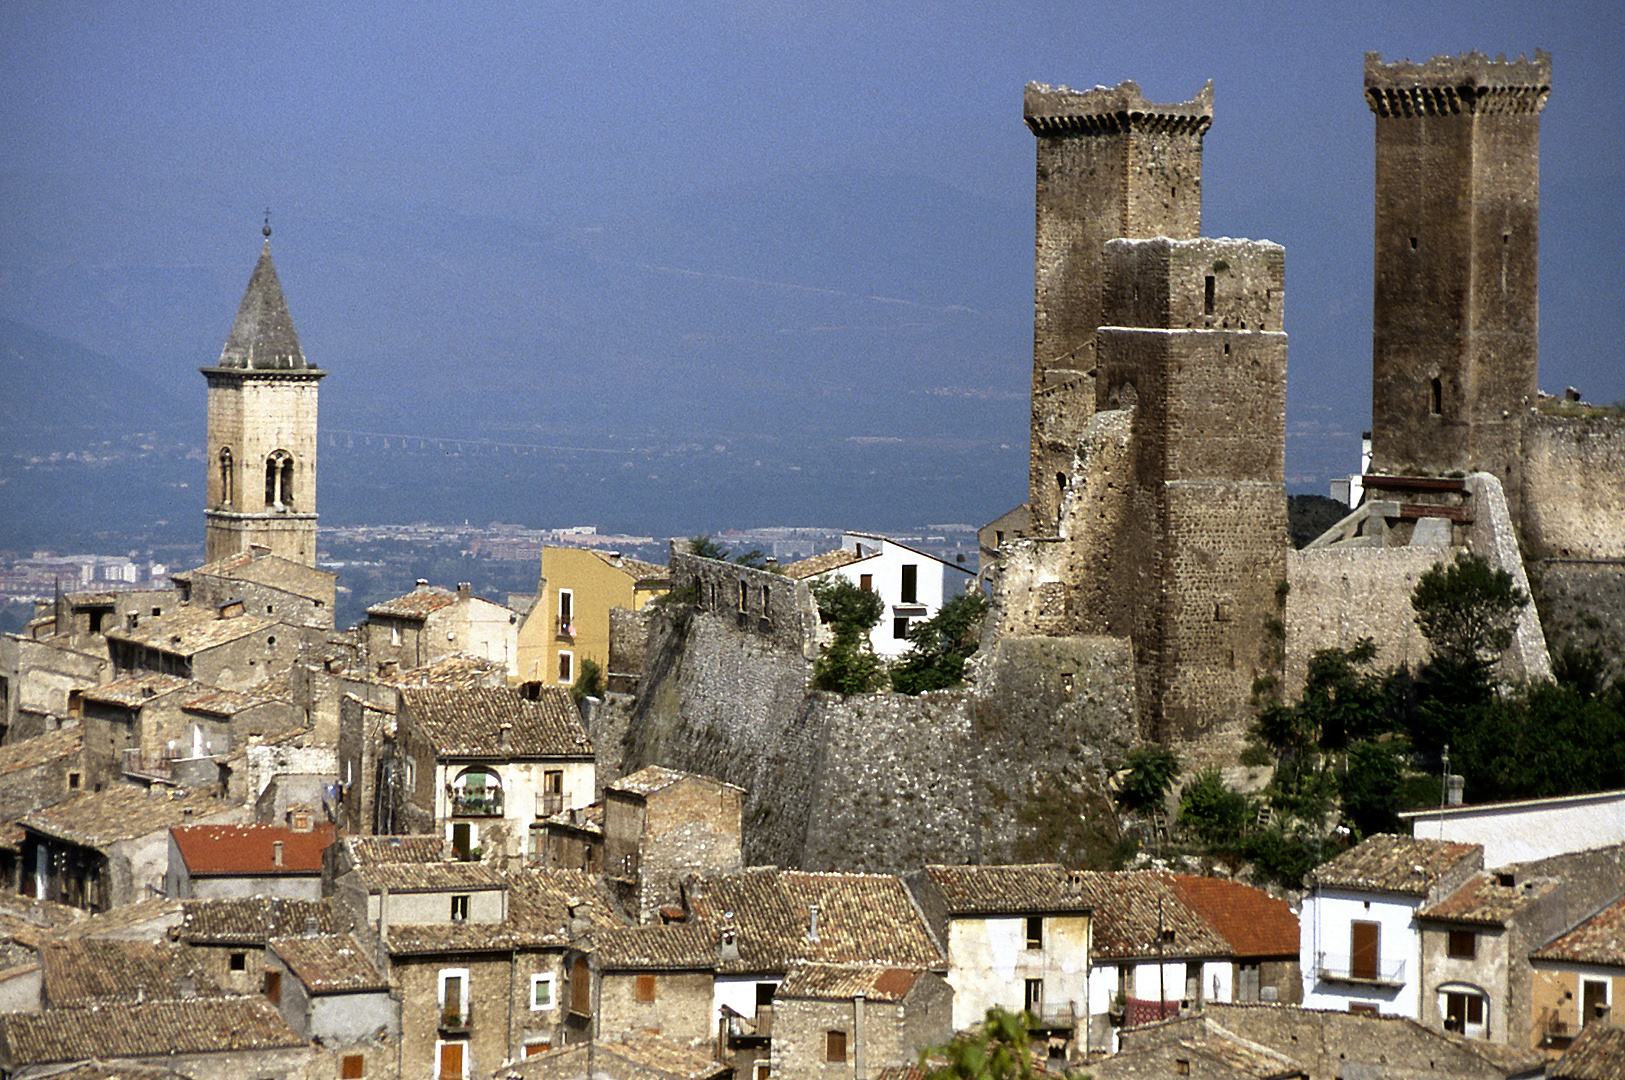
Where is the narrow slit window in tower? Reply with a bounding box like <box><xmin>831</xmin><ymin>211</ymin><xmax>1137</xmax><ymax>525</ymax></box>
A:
<box><xmin>1204</xmin><ymin>276</ymin><xmax>1215</xmax><ymax>316</ymax></box>
<box><xmin>219</xmin><ymin>448</ymin><xmax>233</xmax><ymax>505</ymax></box>
<box><xmin>1430</xmin><ymin>378</ymin><xmax>1443</xmax><ymax>417</ymax></box>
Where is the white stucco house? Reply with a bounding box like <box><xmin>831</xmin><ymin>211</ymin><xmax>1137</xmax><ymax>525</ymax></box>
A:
<box><xmin>1399</xmin><ymin>788</ymin><xmax>1625</xmax><ymax>867</ymax></box>
<box><xmin>1300</xmin><ymin>834</ymin><xmax>1483</xmax><ymax>1019</ymax></box>
<box><xmin>783</xmin><ymin>532</ymin><xmax>975</xmax><ymax>658</ymax></box>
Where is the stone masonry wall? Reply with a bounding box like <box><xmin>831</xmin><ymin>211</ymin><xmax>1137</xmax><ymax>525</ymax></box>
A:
<box><xmin>1522</xmin><ymin>411</ymin><xmax>1625</xmax><ymax>560</ymax></box>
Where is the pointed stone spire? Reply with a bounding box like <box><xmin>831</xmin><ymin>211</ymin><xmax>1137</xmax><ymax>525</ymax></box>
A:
<box><xmin>215</xmin><ymin>234</ymin><xmax>308</xmax><ymax>371</ymax></box>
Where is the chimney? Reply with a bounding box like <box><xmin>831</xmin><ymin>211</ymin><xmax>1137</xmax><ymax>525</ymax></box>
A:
<box><xmin>272</xmin><ymin>840</ymin><xmax>284</xmax><ymax>867</ymax></box>
<box><xmin>765</xmin><ymin>557</ymin><xmax>778</xmax><ymax>570</ymax></box>
<box><xmin>807</xmin><ymin>904</ymin><xmax>820</xmax><ymax>943</ymax></box>
<box><xmin>457</xmin><ymin>582</ymin><xmax>471</xmax><ymax>600</ymax></box>
<box><xmin>305</xmin><ymin>916</ymin><xmax>319</xmax><ymax>938</ymax></box>
<box><xmin>1447</xmin><ymin>774</ymin><xmax>1465</xmax><ymax>806</ymax></box>
<box><xmin>499</xmin><ymin>722</ymin><xmax>513</xmax><ymax>753</ymax></box>
<box><xmin>415</xmin><ymin>578</ymin><xmax>430</xmax><ymax>589</ymax></box>
<box><xmin>719</xmin><ymin>925</ymin><xmax>740</xmax><ymax>963</ymax></box>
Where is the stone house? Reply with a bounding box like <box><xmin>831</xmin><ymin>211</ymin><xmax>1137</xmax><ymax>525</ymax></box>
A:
<box><xmin>782</xmin><ymin>533</ymin><xmax>975</xmax><ymax>659</ymax></box>
<box><xmin>364</xmin><ymin>581</ymin><xmax>520</xmax><ymax>678</ymax></box>
<box><xmin>537</xmin><ymin>802</ymin><xmax>603</xmax><ymax>874</ymax></box>
<box><xmin>43</xmin><ymin>587</ymin><xmax>182</xmax><ymax>646</ymax></box>
<box><xmin>603</xmin><ymin>766</ymin><xmax>743</xmax><ymax>924</ymax></box>
<box><xmin>392</xmin><ymin>684</ymin><xmax>595</xmax><ymax>860</ymax></box>
<box><xmin>684</xmin><ymin>868</ymin><xmax>946</xmax><ymax>1078</ymax></box>
<box><xmin>1074</xmin><ymin>870</ymin><xmax>1238</xmax><ymax>1054</ymax></box>
<box><xmin>1163</xmin><ymin>873</ymin><xmax>1302</xmax><ymax>1007</ymax></box>
<box><xmin>0</xmin><ymin>727</ymin><xmax>87</xmax><ymax>823</ymax></box>
<box><xmin>769</xmin><ymin>963</ymin><xmax>953</xmax><ymax>1080</ymax></box>
<box><xmin>19</xmin><ymin>785</ymin><xmax>242</xmax><ymax>912</ymax></box>
<box><xmin>171</xmin><ymin>548</ymin><xmax>337</xmax><ymax>632</ymax></box>
<box><xmin>496</xmin><ymin>1031</ymin><xmax>734</xmax><ymax>1080</ymax></box>
<box><xmin>1550</xmin><ymin>1021</ymin><xmax>1625</xmax><ymax>1080</ymax></box>
<box><xmin>1087</xmin><ymin>1013</ymin><xmax>1306</xmax><ymax>1079</ymax></box>
<box><xmin>1300</xmin><ymin>834</ymin><xmax>1483</xmax><ymax>1019</ymax></box>
<box><xmin>0</xmin><ymin>632</ymin><xmax>110</xmax><ymax>741</ymax></box>
<box><xmin>105</xmin><ymin>602</ymin><xmax>309</xmax><ymax>694</ymax></box>
<box><xmin>0</xmin><ymin>997</ymin><xmax>310</xmax><ymax>1079</ymax></box>
<box><xmin>36</xmin><ymin>937</ymin><xmax>226</xmax><ymax>1008</ymax></box>
<box><xmin>178</xmin><ymin>895</ymin><xmax>341</xmax><ymax>996</ymax></box>
<box><xmin>517</xmin><ymin>546</ymin><xmax>669</xmax><ymax>693</ymax></box>
<box><xmin>594</xmin><ymin>923</ymin><xmax>718</xmax><ymax>1047</ymax></box>
<box><xmin>1530</xmin><ymin>891</ymin><xmax>1625</xmax><ymax>1054</ymax></box>
<box><xmin>264</xmin><ymin>930</ymin><xmax>396</xmax><ymax>1073</ymax></box>
<box><xmin>167</xmin><ymin>819</ymin><xmax>337</xmax><ymax>900</ymax></box>
<box><xmin>905</xmin><ymin>864</ymin><xmax>1092</xmax><ymax>1035</ymax></box>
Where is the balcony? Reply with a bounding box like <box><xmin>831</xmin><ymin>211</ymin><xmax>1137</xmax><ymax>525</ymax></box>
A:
<box><xmin>122</xmin><ymin>748</ymin><xmax>174</xmax><ymax>783</ymax></box>
<box><xmin>556</xmin><ymin>616</ymin><xmax>575</xmax><ymax>641</ymax></box>
<box><xmin>439</xmin><ymin>1008</ymin><xmax>470</xmax><ymax>1034</ymax></box>
<box><xmin>539</xmin><ymin>791</ymin><xmax>564</xmax><ymax>818</ymax></box>
<box><xmin>1030</xmin><ymin>1003</ymin><xmax>1076</xmax><ymax>1030</ymax></box>
<box><xmin>450</xmin><ymin>790</ymin><xmax>504</xmax><ymax>817</ymax></box>
<box><xmin>1316</xmin><ymin>952</ymin><xmax>1406</xmax><ymax>987</ymax></box>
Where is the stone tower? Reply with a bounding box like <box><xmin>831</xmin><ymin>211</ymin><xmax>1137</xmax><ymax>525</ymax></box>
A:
<box><xmin>1093</xmin><ymin>237</ymin><xmax>1288</xmax><ymax>740</ymax></box>
<box><xmin>201</xmin><ymin>231</ymin><xmax>325</xmax><ymax>566</ymax></box>
<box><xmin>1024</xmin><ymin>79</ymin><xmax>1212</xmax><ymax>531</ymax></box>
<box><xmin>1366</xmin><ymin>51</ymin><xmax>1550</xmax><ymax>519</ymax></box>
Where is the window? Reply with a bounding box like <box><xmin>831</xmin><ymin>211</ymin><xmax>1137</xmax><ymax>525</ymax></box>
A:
<box><xmin>557</xmin><ymin>650</ymin><xmax>573</xmax><ymax>685</ymax></box>
<box><xmin>1443</xmin><ymin>989</ymin><xmax>1486</xmax><ymax>1037</ymax></box>
<box><xmin>264</xmin><ymin>968</ymin><xmax>281</xmax><ymax>1005</ymax></box>
<box><xmin>1350</xmin><ymin>920</ymin><xmax>1380</xmax><ymax>981</ymax></box>
<box><xmin>1447</xmin><ymin>929</ymin><xmax>1476</xmax><ymax>959</ymax></box>
<box><xmin>1204</xmin><ymin>275</ymin><xmax>1216</xmax><ymax>315</ymax></box>
<box><xmin>1176</xmin><ymin>1061</ymin><xmax>1190</xmax><ymax>1077</ymax></box>
<box><xmin>265</xmin><ymin>450</ymin><xmax>295</xmax><ymax>508</ymax></box>
<box><xmin>1349</xmin><ymin>1002</ymin><xmax>1379</xmax><ymax>1017</ymax></box>
<box><xmin>756</xmin><ymin>981</ymin><xmax>776</xmax><ymax>1014</ymax></box>
<box><xmin>1025</xmin><ymin>978</ymin><xmax>1043</xmax><ymax>1015</ymax></box>
<box><xmin>756</xmin><ymin>1065</ymin><xmax>770</xmax><ymax>1080</ymax></box>
<box><xmin>893</xmin><ymin>616</ymin><xmax>911</xmax><ymax>640</ymax></box>
<box><xmin>1025</xmin><ymin>916</ymin><xmax>1043</xmax><ymax>950</ymax></box>
<box><xmin>523</xmin><ymin>1040</ymin><xmax>550</xmax><ymax>1058</ymax></box>
<box><xmin>571</xmin><ymin>955</ymin><xmax>591</xmax><ymax>1015</ymax></box>
<box><xmin>530</xmin><ymin>973</ymin><xmax>555</xmax><ymax>1011</ymax></box>
<box><xmin>541</xmin><ymin>770</ymin><xmax>564</xmax><ymax>817</ymax></box>
<box><xmin>825</xmin><ymin>1030</ymin><xmax>847</xmax><ymax>1063</ymax></box>
<box><xmin>558</xmin><ymin>589</ymin><xmax>573</xmax><ymax>622</ymax></box>
<box><xmin>451</xmin><ymin>822</ymin><xmax>471</xmax><ymax>861</ymax></box>
<box><xmin>859</xmin><ymin>574</ymin><xmax>873</xmax><ymax>592</ymax></box>
<box><xmin>738</xmin><ymin>580</ymin><xmax>748</xmax><ymax>612</ymax></box>
<box><xmin>1430</xmin><ymin>377</ymin><xmax>1443</xmax><ymax>416</ymax></box>
<box><xmin>341</xmin><ymin>1054</ymin><xmax>365</xmax><ymax>1079</ymax></box>
<box><xmin>230</xmin><ymin>951</ymin><xmax>247</xmax><ymax>972</ymax></box>
<box><xmin>635</xmin><ymin>973</ymin><xmax>657</xmax><ymax>1003</ymax></box>
<box><xmin>440</xmin><ymin>969</ymin><xmax>469</xmax><ymax>1027</ymax></box>
<box><xmin>218</xmin><ymin>448</ymin><xmax>233</xmax><ymax>505</ymax></box>
<box><xmin>67</xmin><ymin>772</ymin><xmax>80</xmax><ymax>791</ymax></box>
<box><xmin>1584</xmin><ymin>979</ymin><xmax>1610</xmax><ymax>1026</ymax></box>
<box><xmin>900</xmin><ymin>564</ymin><xmax>918</xmax><ymax>603</ymax></box>
<box><xmin>450</xmin><ymin>894</ymin><xmax>469</xmax><ymax>922</ymax></box>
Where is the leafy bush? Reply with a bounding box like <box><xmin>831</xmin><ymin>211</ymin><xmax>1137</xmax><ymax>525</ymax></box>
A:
<box><xmin>570</xmin><ymin>658</ymin><xmax>605</xmax><ymax>703</ymax></box>
<box><xmin>809</xmin><ymin>578</ymin><xmax>886</xmax><ymax>694</ymax></box>
<box><xmin>1116</xmin><ymin>746</ymin><xmax>1181</xmax><ymax>813</ymax></box>
<box><xmin>1176</xmin><ymin>768</ymin><xmax>1253</xmax><ymax>850</ymax></box>
<box><xmin>891</xmin><ymin>591</ymin><xmax>989</xmax><ymax>694</ymax></box>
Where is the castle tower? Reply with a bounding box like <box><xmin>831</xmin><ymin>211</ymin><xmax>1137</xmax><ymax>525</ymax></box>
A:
<box><xmin>1024</xmin><ymin>80</ymin><xmax>1212</xmax><ymax>531</ymax></box>
<box><xmin>201</xmin><ymin>229</ymin><xmax>325</xmax><ymax>566</ymax></box>
<box><xmin>1093</xmin><ymin>237</ymin><xmax>1288</xmax><ymax>740</ymax></box>
<box><xmin>1366</xmin><ymin>51</ymin><xmax>1550</xmax><ymax>519</ymax></box>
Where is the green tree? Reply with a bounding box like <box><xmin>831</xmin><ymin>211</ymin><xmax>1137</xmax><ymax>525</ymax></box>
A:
<box><xmin>570</xmin><ymin>657</ymin><xmax>605</xmax><ymax>704</ymax></box>
<box><xmin>1412</xmin><ymin>552</ymin><xmax>1529</xmax><ymax>679</ymax></box>
<box><xmin>1176</xmin><ymin>768</ymin><xmax>1253</xmax><ymax>850</ymax></box>
<box><xmin>809</xmin><ymin>578</ymin><xmax>886</xmax><ymax>694</ymax></box>
<box><xmin>687</xmin><ymin>535</ymin><xmax>768</xmax><ymax>568</ymax></box>
<box><xmin>922</xmin><ymin>1007</ymin><xmax>1089</xmax><ymax>1080</ymax></box>
<box><xmin>890</xmin><ymin>590</ymin><xmax>989</xmax><ymax>694</ymax></box>
<box><xmin>1339</xmin><ymin>738</ymin><xmax>1406</xmax><ymax>836</ymax></box>
<box><xmin>1116</xmin><ymin>746</ymin><xmax>1181</xmax><ymax>814</ymax></box>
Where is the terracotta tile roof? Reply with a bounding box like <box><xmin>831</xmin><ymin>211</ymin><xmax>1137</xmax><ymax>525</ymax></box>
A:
<box><xmin>687</xmin><ymin>868</ymin><xmax>944</xmax><ymax>975</ymax></box>
<box><xmin>1534</xmin><ymin>894</ymin><xmax>1625</xmax><ymax>967</ymax></box>
<box><xmin>268</xmin><ymin>932</ymin><xmax>387</xmax><ymax>993</ymax></box>
<box><xmin>1071</xmin><ymin>871</ymin><xmax>1231</xmax><ymax>960</ymax></box>
<box><xmin>401</xmin><ymin>685</ymin><xmax>592</xmax><ymax>758</ymax></box>
<box><xmin>777</xmin><ymin>962</ymin><xmax>925</xmax><ymax>1003</ymax></box>
<box><xmin>497</xmin><ymin>1033</ymin><xmax>731</xmax><ymax>1080</ymax></box>
<box><xmin>0</xmin><ymin>996</ymin><xmax>303</xmax><ymax>1064</ymax></box>
<box><xmin>589</xmin><ymin>550</ymin><xmax>670</xmax><ymax>582</ymax></box>
<box><xmin>55</xmin><ymin>897</ymin><xmax>184</xmax><ymax>941</ymax></box>
<box><xmin>177</xmin><ymin>683</ymin><xmax>286</xmax><ymax>717</ymax></box>
<box><xmin>366</xmin><ymin>585</ymin><xmax>459</xmax><ymax>619</ymax></box>
<box><xmin>24</xmin><ymin>787</ymin><xmax>235</xmax><ymax>850</ymax></box>
<box><xmin>173</xmin><ymin>821</ymin><xmax>335</xmax><ymax>876</ymax></box>
<box><xmin>503</xmin><ymin>868</ymin><xmax>618</xmax><ymax>936</ymax></box>
<box><xmin>596</xmin><ymin>924</ymin><xmax>715</xmax><ymax>970</ymax></box>
<box><xmin>170</xmin><ymin>551</ymin><xmax>255</xmax><ymax>581</ymax></box>
<box><xmin>1306</xmin><ymin>835</ymin><xmax>1481</xmax><ymax>897</ymax></box>
<box><xmin>610</xmin><ymin>765</ymin><xmax>742</xmax><ymax>799</ymax></box>
<box><xmin>80</xmin><ymin>674</ymin><xmax>194</xmax><ymax>709</ymax></box>
<box><xmin>180</xmin><ymin>897</ymin><xmax>338</xmax><ymax>945</ymax></box>
<box><xmin>1553</xmin><ymin>1020</ymin><xmax>1625</xmax><ymax>1080</ymax></box>
<box><xmin>386</xmin><ymin>653</ymin><xmax>508</xmax><ymax>689</ymax></box>
<box><xmin>38</xmin><ymin>939</ymin><xmax>223</xmax><ymax>1006</ymax></box>
<box><xmin>343</xmin><ymin>834</ymin><xmax>445</xmax><ymax>867</ymax></box>
<box><xmin>0</xmin><ymin>727</ymin><xmax>81</xmax><ymax>776</ymax></box>
<box><xmin>1418</xmin><ymin>872</ymin><xmax>1556</xmax><ymax>928</ymax></box>
<box><xmin>1106</xmin><ymin>1017</ymin><xmax>1304</xmax><ymax>1078</ymax></box>
<box><xmin>780</xmin><ymin>549</ymin><xmax>866</xmax><ymax>580</ymax></box>
<box><xmin>105</xmin><ymin>605</ymin><xmax>279</xmax><ymax>654</ymax></box>
<box><xmin>539</xmin><ymin>802</ymin><xmax>603</xmax><ymax>834</ymax></box>
<box><xmin>383</xmin><ymin>922</ymin><xmax>556</xmax><ymax>955</ymax></box>
<box><xmin>1162</xmin><ymin>874</ymin><xmax>1299</xmax><ymax>957</ymax></box>
<box><xmin>29</xmin><ymin>1062</ymin><xmax>191</xmax><ymax>1080</ymax></box>
<box><xmin>356</xmin><ymin>860</ymin><xmax>505</xmax><ymax>894</ymax></box>
<box><xmin>921</xmin><ymin>864</ymin><xmax>1093</xmax><ymax>915</ymax></box>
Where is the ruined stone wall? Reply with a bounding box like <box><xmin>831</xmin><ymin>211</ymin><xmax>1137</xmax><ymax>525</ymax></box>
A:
<box><xmin>1285</xmin><ymin>547</ymin><xmax>1437</xmax><ymax>695</ymax></box>
<box><xmin>620</xmin><ymin>601</ymin><xmax>1137</xmax><ymax>871</ymax></box>
<box><xmin>1527</xmin><ymin>560</ymin><xmax>1625</xmax><ymax>687</ymax></box>
<box><xmin>1522</xmin><ymin>411</ymin><xmax>1625</xmax><ymax>560</ymax></box>
<box><xmin>1025</xmin><ymin>79</ymin><xmax>1211</xmax><ymax>529</ymax></box>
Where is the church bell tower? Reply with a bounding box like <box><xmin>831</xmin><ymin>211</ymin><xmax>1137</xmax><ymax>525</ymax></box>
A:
<box><xmin>201</xmin><ymin>225</ymin><xmax>325</xmax><ymax>566</ymax></box>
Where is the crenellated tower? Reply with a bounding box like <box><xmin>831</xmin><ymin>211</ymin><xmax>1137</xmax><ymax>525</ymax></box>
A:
<box><xmin>1366</xmin><ymin>51</ymin><xmax>1550</xmax><ymax>520</ymax></box>
<box><xmin>201</xmin><ymin>227</ymin><xmax>325</xmax><ymax>566</ymax></box>
<box><xmin>1024</xmin><ymin>79</ymin><xmax>1212</xmax><ymax>531</ymax></box>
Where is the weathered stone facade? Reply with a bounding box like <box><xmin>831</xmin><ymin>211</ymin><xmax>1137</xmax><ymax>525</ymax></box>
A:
<box><xmin>1025</xmin><ymin>80</ymin><xmax>1212</xmax><ymax>531</ymax></box>
<box><xmin>1522</xmin><ymin>411</ymin><xmax>1625</xmax><ymax>561</ymax></box>
<box><xmin>1366</xmin><ymin>51</ymin><xmax>1550</xmax><ymax>527</ymax></box>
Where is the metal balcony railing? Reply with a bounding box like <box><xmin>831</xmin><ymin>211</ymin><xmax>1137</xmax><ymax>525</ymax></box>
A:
<box><xmin>1316</xmin><ymin>952</ymin><xmax>1406</xmax><ymax>986</ymax></box>
<box><xmin>450</xmin><ymin>790</ymin><xmax>504</xmax><ymax>817</ymax></box>
<box><xmin>122</xmin><ymin>748</ymin><xmax>174</xmax><ymax>782</ymax></box>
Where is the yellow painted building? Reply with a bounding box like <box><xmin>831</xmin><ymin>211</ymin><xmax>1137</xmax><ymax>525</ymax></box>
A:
<box><xmin>515</xmin><ymin>548</ymin><xmax>668</xmax><ymax>692</ymax></box>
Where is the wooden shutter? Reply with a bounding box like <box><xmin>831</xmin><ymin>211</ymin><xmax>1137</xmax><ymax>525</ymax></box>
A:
<box><xmin>1350</xmin><ymin>921</ymin><xmax>1380</xmax><ymax>981</ymax></box>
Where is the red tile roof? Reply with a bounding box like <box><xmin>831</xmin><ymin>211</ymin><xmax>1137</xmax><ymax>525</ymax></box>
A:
<box><xmin>1534</xmin><ymin>894</ymin><xmax>1625</xmax><ymax>968</ymax></box>
<box><xmin>1162</xmin><ymin>874</ymin><xmax>1299</xmax><ymax>958</ymax></box>
<box><xmin>172</xmin><ymin>821</ymin><xmax>335</xmax><ymax>875</ymax></box>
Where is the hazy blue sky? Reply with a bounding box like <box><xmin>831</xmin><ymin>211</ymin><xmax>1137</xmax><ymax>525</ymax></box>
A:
<box><xmin>2</xmin><ymin>1</ymin><xmax>1621</xmax><ymax>531</ymax></box>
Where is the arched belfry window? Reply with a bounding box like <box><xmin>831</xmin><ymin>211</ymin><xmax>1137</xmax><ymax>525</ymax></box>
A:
<box><xmin>218</xmin><ymin>448</ymin><xmax>234</xmax><ymax>506</ymax></box>
<box><xmin>265</xmin><ymin>450</ymin><xmax>295</xmax><ymax>509</ymax></box>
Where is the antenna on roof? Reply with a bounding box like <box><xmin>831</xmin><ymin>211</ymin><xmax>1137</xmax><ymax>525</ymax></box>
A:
<box><xmin>262</xmin><ymin>208</ymin><xmax>272</xmax><ymax>239</ymax></box>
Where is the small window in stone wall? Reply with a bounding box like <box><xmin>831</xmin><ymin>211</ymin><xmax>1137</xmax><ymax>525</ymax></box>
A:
<box><xmin>738</xmin><ymin>580</ymin><xmax>748</xmax><ymax>613</ymax></box>
<box><xmin>230</xmin><ymin>951</ymin><xmax>247</xmax><ymax>972</ymax></box>
<box><xmin>1448</xmin><ymin>929</ymin><xmax>1476</xmax><ymax>959</ymax></box>
<box><xmin>1431</xmin><ymin>377</ymin><xmax>1443</xmax><ymax>416</ymax></box>
<box><xmin>636</xmin><ymin>973</ymin><xmax>657</xmax><ymax>1002</ymax></box>
<box><xmin>1204</xmin><ymin>275</ymin><xmax>1216</xmax><ymax>316</ymax></box>
<box><xmin>341</xmin><ymin>1054</ymin><xmax>365</xmax><ymax>1079</ymax></box>
<box><xmin>825</xmin><ymin>1031</ymin><xmax>847</xmax><ymax>1063</ymax></box>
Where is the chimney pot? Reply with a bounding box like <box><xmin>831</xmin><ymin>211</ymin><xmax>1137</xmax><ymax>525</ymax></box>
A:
<box><xmin>457</xmin><ymin>582</ymin><xmax>471</xmax><ymax>600</ymax></box>
<box><xmin>807</xmin><ymin>903</ymin><xmax>820</xmax><ymax>942</ymax></box>
<box><xmin>272</xmin><ymin>840</ymin><xmax>284</xmax><ymax>867</ymax></box>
